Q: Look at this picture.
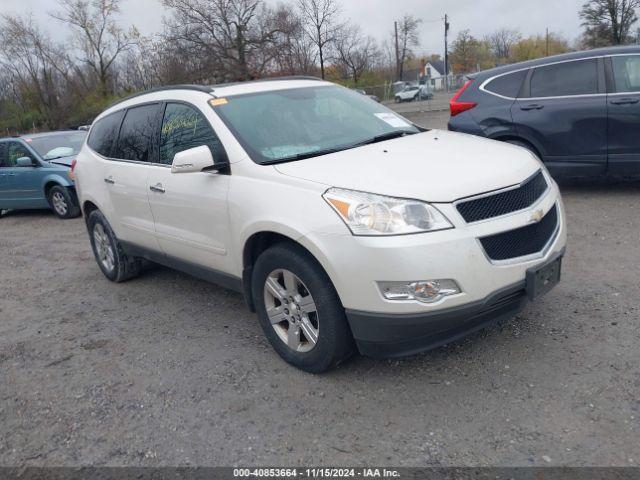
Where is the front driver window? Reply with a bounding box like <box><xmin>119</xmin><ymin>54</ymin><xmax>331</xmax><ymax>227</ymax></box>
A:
<box><xmin>159</xmin><ymin>103</ymin><xmax>225</xmax><ymax>165</ymax></box>
<box><xmin>6</xmin><ymin>142</ymin><xmax>35</xmax><ymax>167</ymax></box>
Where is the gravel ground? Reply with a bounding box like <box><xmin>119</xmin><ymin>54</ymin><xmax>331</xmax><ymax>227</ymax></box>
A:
<box><xmin>1</xmin><ymin>109</ymin><xmax>639</xmax><ymax>467</ymax></box>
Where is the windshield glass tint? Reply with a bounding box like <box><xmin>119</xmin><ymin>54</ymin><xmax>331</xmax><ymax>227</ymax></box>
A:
<box><xmin>212</xmin><ymin>86</ymin><xmax>419</xmax><ymax>164</ymax></box>
<box><xmin>27</xmin><ymin>132</ymin><xmax>87</xmax><ymax>159</ymax></box>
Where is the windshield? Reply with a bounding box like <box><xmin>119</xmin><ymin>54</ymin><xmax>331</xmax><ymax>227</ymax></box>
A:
<box><xmin>26</xmin><ymin>132</ymin><xmax>87</xmax><ymax>160</ymax></box>
<box><xmin>211</xmin><ymin>86</ymin><xmax>420</xmax><ymax>164</ymax></box>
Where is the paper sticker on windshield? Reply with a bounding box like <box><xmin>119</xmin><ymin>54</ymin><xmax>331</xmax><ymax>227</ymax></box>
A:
<box><xmin>374</xmin><ymin>113</ymin><xmax>411</xmax><ymax>128</ymax></box>
<box><xmin>209</xmin><ymin>98</ymin><xmax>228</xmax><ymax>106</ymax></box>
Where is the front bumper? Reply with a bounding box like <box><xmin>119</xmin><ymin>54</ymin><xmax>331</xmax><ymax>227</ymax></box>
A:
<box><xmin>346</xmin><ymin>280</ymin><xmax>530</xmax><ymax>358</ymax></box>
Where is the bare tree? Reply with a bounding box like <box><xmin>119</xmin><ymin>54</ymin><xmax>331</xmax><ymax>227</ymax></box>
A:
<box><xmin>163</xmin><ymin>0</ymin><xmax>283</xmax><ymax>82</ymax></box>
<box><xmin>334</xmin><ymin>25</ymin><xmax>379</xmax><ymax>84</ymax></box>
<box><xmin>51</xmin><ymin>0</ymin><xmax>137</xmax><ymax>97</ymax></box>
<box><xmin>580</xmin><ymin>0</ymin><xmax>640</xmax><ymax>46</ymax></box>
<box><xmin>271</xmin><ymin>5</ymin><xmax>317</xmax><ymax>75</ymax></box>
<box><xmin>485</xmin><ymin>28</ymin><xmax>521</xmax><ymax>63</ymax></box>
<box><xmin>394</xmin><ymin>15</ymin><xmax>421</xmax><ymax>81</ymax></box>
<box><xmin>0</xmin><ymin>14</ymin><xmax>71</xmax><ymax>128</ymax></box>
<box><xmin>297</xmin><ymin>0</ymin><xmax>342</xmax><ymax>79</ymax></box>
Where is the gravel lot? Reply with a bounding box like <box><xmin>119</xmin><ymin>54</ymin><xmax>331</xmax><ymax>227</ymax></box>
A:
<box><xmin>1</xmin><ymin>108</ymin><xmax>639</xmax><ymax>467</ymax></box>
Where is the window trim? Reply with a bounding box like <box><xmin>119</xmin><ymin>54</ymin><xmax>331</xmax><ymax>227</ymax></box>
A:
<box><xmin>479</xmin><ymin>54</ymin><xmax>608</xmax><ymax>101</ymax></box>
<box><xmin>605</xmin><ymin>53</ymin><xmax>640</xmax><ymax>95</ymax></box>
<box><xmin>158</xmin><ymin>100</ymin><xmax>229</xmax><ymax>167</ymax></box>
<box><xmin>87</xmin><ymin>99</ymin><xmax>229</xmax><ymax>170</ymax></box>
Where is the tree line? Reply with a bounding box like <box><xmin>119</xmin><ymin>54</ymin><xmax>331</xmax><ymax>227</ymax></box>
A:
<box><xmin>1</xmin><ymin>0</ymin><xmax>638</xmax><ymax>134</ymax></box>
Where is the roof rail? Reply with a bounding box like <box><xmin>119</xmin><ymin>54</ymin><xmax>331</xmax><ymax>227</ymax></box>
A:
<box><xmin>107</xmin><ymin>84</ymin><xmax>215</xmax><ymax>109</ymax></box>
<box><xmin>106</xmin><ymin>76</ymin><xmax>325</xmax><ymax>110</ymax></box>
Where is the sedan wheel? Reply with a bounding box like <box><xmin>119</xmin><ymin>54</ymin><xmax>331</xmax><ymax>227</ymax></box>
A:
<box><xmin>263</xmin><ymin>268</ymin><xmax>319</xmax><ymax>353</ymax></box>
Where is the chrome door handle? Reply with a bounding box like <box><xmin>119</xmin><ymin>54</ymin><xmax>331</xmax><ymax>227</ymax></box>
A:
<box><xmin>104</xmin><ymin>176</ymin><xmax>115</xmax><ymax>184</ymax></box>
<box><xmin>149</xmin><ymin>183</ymin><xmax>165</xmax><ymax>193</ymax></box>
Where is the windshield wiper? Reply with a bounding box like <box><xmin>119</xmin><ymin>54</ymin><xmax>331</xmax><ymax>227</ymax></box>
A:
<box><xmin>356</xmin><ymin>130</ymin><xmax>418</xmax><ymax>147</ymax></box>
<box><xmin>265</xmin><ymin>147</ymin><xmax>344</xmax><ymax>163</ymax></box>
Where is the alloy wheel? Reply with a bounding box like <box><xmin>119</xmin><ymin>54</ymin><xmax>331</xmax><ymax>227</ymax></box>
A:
<box><xmin>51</xmin><ymin>191</ymin><xmax>68</xmax><ymax>216</ymax></box>
<box><xmin>93</xmin><ymin>223</ymin><xmax>115</xmax><ymax>272</ymax></box>
<box><xmin>263</xmin><ymin>269</ymin><xmax>319</xmax><ymax>353</ymax></box>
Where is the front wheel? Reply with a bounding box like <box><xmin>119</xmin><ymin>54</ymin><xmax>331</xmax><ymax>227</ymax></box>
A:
<box><xmin>48</xmin><ymin>185</ymin><xmax>80</xmax><ymax>219</ymax></box>
<box><xmin>252</xmin><ymin>243</ymin><xmax>355</xmax><ymax>373</ymax></box>
<box><xmin>394</xmin><ymin>96</ymin><xmax>401</xmax><ymax>103</ymax></box>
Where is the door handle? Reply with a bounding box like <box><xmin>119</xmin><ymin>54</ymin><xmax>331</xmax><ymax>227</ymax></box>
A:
<box><xmin>521</xmin><ymin>104</ymin><xmax>544</xmax><ymax>111</ymax></box>
<box><xmin>104</xmin><ymin>176</ymin><xmax>115</xmax><ymax>184</ymax></box>
<box><xmin>149</xmin><ymin>183</ymin><xmax>165</xmax><ymax>193</ymax></box>
<box><xmin>610</xmin><ymin>97</ymin><xmax>639</xmax><ymax>105</ymax></box>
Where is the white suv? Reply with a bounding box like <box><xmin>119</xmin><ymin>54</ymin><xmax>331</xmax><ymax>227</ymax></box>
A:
<box><xmin>75</xmin><ymin>77</ymin><xmax>567</xmax><ymax>372</ymax></box>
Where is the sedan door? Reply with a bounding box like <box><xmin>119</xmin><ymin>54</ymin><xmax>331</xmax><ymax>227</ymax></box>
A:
<box><xmin>147</xmin><ymin>102</ymin><xmax>233</xmax><ymax>273</ymax></box>
<box><xmin>606</xmin><ymin>54</ymin><xmax>640</xmax><ymax>176</ymax></box>
<box><xmin>511</xmin><ymin>58</ymin><xmax>607</xmax><ymax>177</ymax></box>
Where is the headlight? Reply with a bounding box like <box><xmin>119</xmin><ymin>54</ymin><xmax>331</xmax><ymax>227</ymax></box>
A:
<box><xmin>323</xmin><ymin>188</ymin><xmax>453</xmax><ymax>236</ymax></box>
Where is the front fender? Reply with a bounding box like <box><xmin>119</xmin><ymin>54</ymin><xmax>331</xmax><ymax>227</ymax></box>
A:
<box><xmin>41</xmin><ymin>172</ymin><xmax>74</xmax><ymax>190</ymax></box>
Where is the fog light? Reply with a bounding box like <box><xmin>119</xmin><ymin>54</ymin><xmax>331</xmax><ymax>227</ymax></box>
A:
<box><xmin>378</xmin><ymin>279</ymin><xmax>461</xmax><ymax>303</ymax></box>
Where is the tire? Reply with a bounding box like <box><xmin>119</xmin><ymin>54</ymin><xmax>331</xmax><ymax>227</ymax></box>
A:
<box><xmin>47</xmin><ymin>185</ymin><xmax>80</xmax><ymax>219</ymax></box>
<box><xmin>251</xmin><ymin>242</ymin><xmax>355</xmax><ymax>373</ymax></box>
<box><xmin>87</xmin><ymin>210</ymin><xmax>142</xmax><ymax>283</ymax></box>
<box><xmin>395</xmin><ymin>96</ymin><xmax>401</xmax><ymax>103</ymax></box>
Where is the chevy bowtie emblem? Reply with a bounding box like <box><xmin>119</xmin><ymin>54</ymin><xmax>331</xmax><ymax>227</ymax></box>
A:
<box><xmin>530</xmin><ymin>209</ymin><xmax>544</xmax><ymax>223</ymax></box>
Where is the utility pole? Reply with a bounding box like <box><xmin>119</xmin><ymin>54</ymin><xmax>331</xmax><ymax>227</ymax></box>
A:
<box><xmin>546</xmin><ymin>28</ymin><xmax>549</xmax><ymax>56</ymax></box>
<box><xmin>394</xmin><ymin>21</ymin><xmax>399</xmax><ymax>81</ymax></box>
<box><xmin>444</xmin><ymin>14</ymin><xmax>450</xmax><ymax>93</ymax></box>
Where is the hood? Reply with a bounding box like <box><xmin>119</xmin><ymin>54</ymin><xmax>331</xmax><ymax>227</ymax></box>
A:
<box><xmin>274</xmin><ymin>130</ymin><xmax>541</xmax><ymax>203</ymax></box>
<box><xmin>47</xmin><ymin>155</ymin><xmax>74</xmax><ymax>167</ymax></box>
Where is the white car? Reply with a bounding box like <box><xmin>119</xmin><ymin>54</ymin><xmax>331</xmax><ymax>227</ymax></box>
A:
<box><xmin>74</xmin><ymin>78</ymin><xmax>567</xmax><ymax>372</ymax></box>
<box><xmin>394</xmin><ymin>85</ymin><xmax>431</xmax><ymax>102</ymax></box>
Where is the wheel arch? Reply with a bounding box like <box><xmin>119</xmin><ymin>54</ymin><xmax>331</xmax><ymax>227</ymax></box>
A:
<box><xmin>241</xmin><ymin>231</ymin><xmax>332</xmax><ymax>313</ymax></box>
<box><xmin>491</xmin><ymin>134</ymin><xmax>544</xmax><ymax>159</ymax></box>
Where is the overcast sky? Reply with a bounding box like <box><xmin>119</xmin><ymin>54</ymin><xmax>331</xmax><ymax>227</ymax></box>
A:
<box><xmin>1</xmin><ymin>0</ymin><xmax>586</xmax><ymax>55</ymax></box>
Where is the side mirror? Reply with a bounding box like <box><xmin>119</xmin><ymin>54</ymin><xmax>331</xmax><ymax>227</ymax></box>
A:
<box><xmin>171</xmin><ymin>146</ymin><xmax>228</xmax><ymax>174</ymax></box>
<box><xmin>16</xmin><ymin>157</ymin><xmax>35</xmax><ymax>167</ymax></box>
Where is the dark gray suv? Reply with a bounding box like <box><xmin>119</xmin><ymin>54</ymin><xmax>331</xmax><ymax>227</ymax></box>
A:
<box><xmin>448</xmin><ymin>46</ymin><xmax>640</xmax><ymax>178</ymax></box>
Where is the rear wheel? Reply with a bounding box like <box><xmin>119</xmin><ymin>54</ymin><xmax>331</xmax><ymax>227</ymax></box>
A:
<box><xmin>395</xmin><ymin>96</ymin><xmax>401</xmax><ymax>103</ymax></box>
<box><xmin>47</xmin><ymin>185</ymin><xmax>80</xmax><ymax>219</ymax></box>
<box><xmin>252</xmin><ymin>242</ymin><xmax>355</xmax><ymax>373</ymax></box>
<box><xmin>87</xmin><ymin>210</ymin><xmax>142</xmax><ymax>282</ymax></box>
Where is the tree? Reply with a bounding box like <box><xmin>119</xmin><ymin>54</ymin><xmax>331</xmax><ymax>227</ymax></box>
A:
<box><xmin>334</xmin><ymin>25</ymin><xmax>379</xmax><ymax>84</ymax></box>
<box><xmin>297</xmin><ymin>0</ymin><xmax>342</xmax><ymax>79</ymax></box>
<box><xmin>449</xmin><ymin>30</ymin><xmax>493</xmax><ymax>74</ymax></box>
<box><xmin>163</xmin><ymin>0</ymin><xmax>284</xmax><ymax>82</ymax></box>
<box><xmin>271</xmin><ymin>4</ymin><xmax>317</xmax><ymax>75</ymax></box>
<box><xmin>511</xmin><ymin>33</ymin><xmax>570</xmax><ymax>62</ymax></box>
<box><xmin>393</xmin><ymin>15</ymin><xmax>421</xmax><ymax>81</ymax></box>
<box><xmin>580</xmin><ymin>0</ymin><xmax>640</xmax><ymax>47</ymax></box>
<box><xmin>485</xmin><ymin>28</ymin><xmax>521</xmax><ymax>63</ymax></box>
<box><xmin>52</xmin><ymin>0</ymin><xmax>137</xmax><ymax>97</ymax></box>
<box><xmin>0</xmin><ymin>14</ymin><xmax>71</xmax><ymax>129</ymax></box>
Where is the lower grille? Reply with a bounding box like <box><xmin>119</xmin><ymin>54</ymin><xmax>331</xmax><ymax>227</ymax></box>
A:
<box><xmin>480</xmin><ymin>205</ymin><xmax>558</xmax><ymax>261</ymax></box>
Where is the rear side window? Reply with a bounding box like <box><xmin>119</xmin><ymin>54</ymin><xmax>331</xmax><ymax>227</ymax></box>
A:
<box><xmin>530</xmin><ymin>59</ymin><xmax>598</xmax><ymax>98</ymax></box>
<box><xmin>159</xmin><ymin>103</ymin><xmax>225</xmax><ymax>165</ymax></box>
<box><xmin>114</xmin><ymin>104</ymin><xmax>160</xmax><ymax>162</ymax></box>
<box><xmin>611</xmin><ymin>55</ymin><xmax>640</xmax><ymax>93</ymax></box>
<box><xmin>484</xmin><ymin>70</ymin><xmax>527</xmax><ymax>98</ymax></box>
<box><xmin>87</xmin><ymin>110</ymin><xmax>124</xmax><ymax>158</ymax></box>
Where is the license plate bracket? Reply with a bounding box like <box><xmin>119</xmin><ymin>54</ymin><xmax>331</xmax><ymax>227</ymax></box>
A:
<box><xmin>526</xmin><ymin>254</ymin><xmax>562</xmax><ymax>300</ymax></box>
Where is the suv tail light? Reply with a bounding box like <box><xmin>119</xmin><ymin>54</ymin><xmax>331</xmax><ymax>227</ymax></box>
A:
<box><xmin>68</xmin><ymin>158</ymin><xmax>77</xmax><ymax>180</ymax></box>
<box><xmin>450</xmin><ymin>80</ymin><xmax>477</xmax><ymax>117</ymax></box>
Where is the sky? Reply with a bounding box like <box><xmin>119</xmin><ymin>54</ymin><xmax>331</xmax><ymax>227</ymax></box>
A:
<box><xmin>1</xmin><ymin>0</ymin><xmax>587</xmax><ymax>56</ymax></box>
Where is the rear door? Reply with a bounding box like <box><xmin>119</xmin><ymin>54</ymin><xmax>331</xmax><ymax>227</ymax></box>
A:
<box><xmin>606</xmin><ymin>54</ymin><xmax>640</xmax><ymax>176</ymax></box>
<box><xmin>512</xmin><ymin>57</ymin><xmax>607</xmax><ymax>177</ymax></box>
<box><xmin>147</xmin><ymin>102</ymin><xmax>232</xmax><ymax>272</ymax></box>
<box><xmin>104</xmin><ymin>103</ymin><xmax>162</xmax><ymax>251</ymax></box>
